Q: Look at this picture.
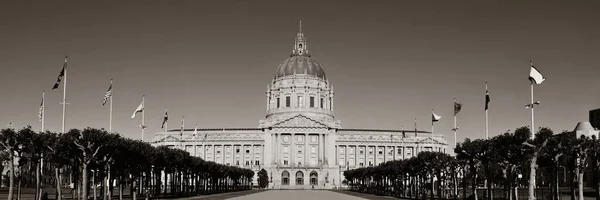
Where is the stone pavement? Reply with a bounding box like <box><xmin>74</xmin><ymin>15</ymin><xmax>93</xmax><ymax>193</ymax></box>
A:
<box><xmin>226</xmin><ymin>190</ymin><xmax>367</xmax><ymax>200</ymax></box>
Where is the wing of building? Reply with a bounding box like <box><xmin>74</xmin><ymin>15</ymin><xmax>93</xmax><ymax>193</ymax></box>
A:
<box><xmin>151</xmin><ymin>22</ymin><xmax>448</xmax><ymax>189</ymax></box>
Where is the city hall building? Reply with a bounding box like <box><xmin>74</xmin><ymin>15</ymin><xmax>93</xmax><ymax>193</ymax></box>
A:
<box><xmin>151</xmin><ymin>23</ymin><xmax>448</xmax><ymax>189</ymax></box>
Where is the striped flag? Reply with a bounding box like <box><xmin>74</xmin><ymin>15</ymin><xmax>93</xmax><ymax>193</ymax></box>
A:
<box><xmin>38</xmin><ymin>95</ymin><xmax>44</xmax><ymax>122</ymax></box>
<box><xmin>161</xmin><ymin>109</ymin><xmax>168</xmax><ymax>129</ymax></box>
<box><xmin>102</xmin><ymin>80</ymin><xmax>112</xmax><ymax>106</ymax></box>
<box><xmin>52</xmin><ymin>59</ymin><xmax>67</xmax><ymax>90</ymax></box>
<box><xmin>529</xmin><ymin>60</ymin><xmax>546</xmax><ymax>84</ymax></box>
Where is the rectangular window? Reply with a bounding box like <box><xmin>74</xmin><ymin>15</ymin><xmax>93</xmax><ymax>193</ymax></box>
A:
<box><xmin>286</xmin><ymin>96</ymin><xmax>291</xmax><ymax>107</ymax></box>
<box><xmin>310</xmin><ymin>96</ymin><xmax>315</xmax><ymax>107</ymax></box>
<box><xmin>255</xmin><ymin>160</ymin><xmax>260</xmax><ymax>165</ymax></box>
<box><xmin>277</xmin><ymin>98</ymin><xmax>280</xmax><ymax>108</ymax></box>
<box><xmin>236</xmin><ymin>161</ymin><xmax>239</xmax><ymax>166</ymax></box>
<box><xmin>320</xmin><ymin>98</ymin><xmax>324</xmax><ymax>108</ymax></box>
<box><xmin>397</xmin><ymin>149</ymin><xmax>402</xmax><ymax>154</ymax></box>
<box><xmin>246</xmin><ymin>161</ymin><xmax>250</xmax><ymax>166</ymax></box>
<box><xmin>359</xmin><ymin>162</ymin><xmax>364</xmax><ymax>167</ymax></box>
<box><xmin>298</xmin><ymin>96</ymin><xmax>304</xmax><ymax>107</ymax></box>
<box><xmin>359</xmin><ymin>150</ymin><xmax>364</xmax><ymax>154</ymax></box>
<box><xmin>284</xmin><ymin>160</ymin><xmax>288</xmax><ymax>165</ymax></box>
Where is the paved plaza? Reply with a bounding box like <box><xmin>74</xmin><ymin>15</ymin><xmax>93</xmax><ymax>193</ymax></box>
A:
<box><xmin>225</xmin><ymin>190</ymin><xmax>370</xmax><ymax>200</ymax></box>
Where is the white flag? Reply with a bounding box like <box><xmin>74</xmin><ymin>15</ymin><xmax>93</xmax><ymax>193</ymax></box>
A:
<box><xmin>529</xmin><ymin>61</ymin><xmax>546</xmax><ymax>84</ymax></box>
<box><xmin>193</xmin><ymin>124</ymin><xmax>197</xmax><ymax>137</ymax></box>
<box><xmin>131</xmin><ymin>100</ymin><xmax>144</xmax><ymax>119</ymax></box>
<box><xmin>432</xmin><ymin>112</ymin><xmax>442</xmax><ymax>122</ymax></box>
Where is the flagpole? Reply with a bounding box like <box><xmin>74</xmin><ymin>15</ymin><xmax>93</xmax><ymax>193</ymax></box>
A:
<box><xmin>142</xmin><ymin>95</ymin><xmax>145</xmax><ymax>141</ymax></box>
<box><xmin>453</xmin><ymin>98</ymin><xmax>457</xmax><ymax>147</ymax></box>
<box><xmin>531</xmin><ymin>81</ymin><xmax>535</xmax><ymax>140</ymax></box>
<box><xmin>431</xmin><ymin>109</ymin><xmax>435</xmax><ymax>135</ymax></box>
<box><xmin>42</xmin><ymin>91</ymin><xmax>45</xmax><ymax>132</ymax></box>
<box><xmin>109</xmin><ymin>79</ymin><xmax>113</xmax><ymax>132</ymax></box>
<box><xmin>164</xmin><ymin>107</ymin><xmax>168</xmax><ymax>142</ymax></box>
<box><xmin>62</xmin><ymin>56</ymin><xmax>67</xmax><ymax>133</ymax></box>
<box><xmin>180</xmin><ymin>116</ymin><xmax>185</xmax><ymax>149</ymax></box>
<box><xmin>485</xmin><ymin>82</ymin><xmax>489</xmax><ymax>139</ymax></box>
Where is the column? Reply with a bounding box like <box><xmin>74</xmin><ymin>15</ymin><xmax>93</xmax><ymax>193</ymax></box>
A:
<box><xmin>272</xmin><ymin>133</ymin><xmax>276</xmax><ymax>164</ymax></box>
<box><xmin>262</xmin><ymin>144</ymin><xmax>265</xmax><ymax>167</ymax></box>
<box><xmin>277</xmin><ymin>133</ymin><xmax>281</xmax><ymax>165</ymax></box>
<box><xmin>291</xmin><ymin>134</ymin><xmax>295</xmax><ymax>166</ymax></box>
<box><xmin>354</xmin><ymin>146</ymin><xmax>357</xmax><ymax>167</ymax></box>
<box><xmin>324</xmin><ymin>134</ymin><xmax>328</xmax><ymax>164</ymax></box>
<box><xmin>318</xmin><ymin>134</ymin><xmax>323</xmax><ymax>164</ymax></box>
<box><xmin>335</xmin><ymin>145</ymin><xmax>338</xmax><ymax>165</ymax></box>
<box><xmin>345</xmin><ymin>145</ymin><xmax>348</xmax><ymax>167</ymax></box>
<box><xmin>304</xmin><ymin>134</ymin><xmax>309</xmax><ymax>166</ymax></box>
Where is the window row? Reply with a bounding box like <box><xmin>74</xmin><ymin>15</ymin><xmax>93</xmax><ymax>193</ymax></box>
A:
<box><xmin>276</xmin><ymin>96</ymin><xmax>326</xmax><ymax>109</ymax></box>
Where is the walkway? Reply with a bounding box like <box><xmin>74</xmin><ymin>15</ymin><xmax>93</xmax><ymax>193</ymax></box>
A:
<box><xmin>226</xmin><ymin>190</ymin><xmax>367</xmax><ymax>200</ymax></box>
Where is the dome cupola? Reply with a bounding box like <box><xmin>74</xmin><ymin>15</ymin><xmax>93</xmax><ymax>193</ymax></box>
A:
<box><xmin>274</xmin><ymin>21</ymin><xmax>327</xmax><ymax>80</ymax></box>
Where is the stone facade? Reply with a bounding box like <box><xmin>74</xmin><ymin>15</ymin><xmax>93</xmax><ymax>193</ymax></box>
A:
<box><xmin>151</xmin><ymin>22</ymin><xmax>448</xmax><ymax>189</ymax></box>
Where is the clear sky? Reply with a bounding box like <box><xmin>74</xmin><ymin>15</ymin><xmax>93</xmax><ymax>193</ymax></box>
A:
<box><xmin>0</xmin><ymin>0</ymin><xmax>598</xmax><ymax>144</ymax></box>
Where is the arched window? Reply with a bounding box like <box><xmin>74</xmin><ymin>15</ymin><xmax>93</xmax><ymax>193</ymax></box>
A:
<box><xmin>296</xmin><ymin>171</ymin><xmax>304</xmax><ymax>185</ymax></box>
<box><xmin>282</xmin><ymin>171</ymin><xmax>290</xmax><ymax>185</ymax></box>
<box><xmin>310</xmin><ymin>171</ymin><xmax>318</xmax><ymax>186</ymax></box>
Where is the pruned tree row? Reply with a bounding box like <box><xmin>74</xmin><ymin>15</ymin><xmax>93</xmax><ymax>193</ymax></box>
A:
<box><xmin>0</xmin><ymin>127</ymin><xmax>255</xmax><ymax>200</ymax></box>
<box><xmin>344</xmin><ymin>126</ymin><xmax>600</xmax><ymax>200</ymax></box>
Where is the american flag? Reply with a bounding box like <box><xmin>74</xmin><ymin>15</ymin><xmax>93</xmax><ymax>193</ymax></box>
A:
<box><xmin>102</xmin><ymin>80</ymin><xmax>112</xmax><ymax>106</ymax></box>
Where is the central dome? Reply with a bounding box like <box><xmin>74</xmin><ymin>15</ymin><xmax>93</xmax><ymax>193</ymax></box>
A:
<box><xmin>275</xmin><ymin>55</ymin><xmax>326</xmax><ymax>80</ymax></box>
<box><xmin>274</xmin><ymin>21</ymin><xmax>326</xmax><ymax>80</ymax></box>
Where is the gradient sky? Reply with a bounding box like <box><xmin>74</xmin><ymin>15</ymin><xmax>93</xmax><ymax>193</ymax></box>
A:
<box><xmin>1</xmin><ymin>0</ymin><xmax>599</xmax><ymax>144</ymax></box>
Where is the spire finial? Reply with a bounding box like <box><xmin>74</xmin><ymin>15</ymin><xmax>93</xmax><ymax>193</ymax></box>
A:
<box><xmin>299</xmin><ymin>20</ymin><xmax>302</xmax><ymax>33</ymax></box>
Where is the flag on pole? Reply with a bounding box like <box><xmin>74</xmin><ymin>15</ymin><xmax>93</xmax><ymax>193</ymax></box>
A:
<box><xmin>485</xmin><ymin>87</ymin><xmax>490</xmax><ymax>110</ymax></box>
<box><xmin>102</xmin><ymin>80</ymin><xmax>112</xmax><ymax>106</ymax></box>
<box><xmin>193</xmin><ymin>124</ymin><xmax>198</xmax><ymax>137</ymax></box>
<box><xmin>529</xmin><ymin>60</ymin><xmax>546</xmax><ymax>84</ymax></box>
<box><xmin>161</xmin><ymin>109</ymin><xmax>168</xmax><ymax>129</ymax></box>
<box><xmin>414</xmin><ymin>118</ymin><xmax>417</xmax><ymax>136</ymax></box>
<box><xmin>131</xmin><ymin>100</ymin><xmax>144</xmax><ymax>119</ymax></box>
<box><xmin>38</xmin><ymin>95</ymin><xmax>44</xmax><ymax>122</ymax></box>
<box><xmin>52</xmin><ymin>62</ymin><xmax>66</xmax><ymax>90</ymax></box>
<box><xmin>454</xmin><ymin>101</ymin><xmax>462</xmax><ymax>116</ymax></box>
<box><xmin>180</xmin><ymin>117</ymin><xmax>185</xmax><ymax>136</ymax></box>
<box><xmin>432</xmin><ymin>112</ymin><xmax>442</xmax><ymax>122</ymax></box>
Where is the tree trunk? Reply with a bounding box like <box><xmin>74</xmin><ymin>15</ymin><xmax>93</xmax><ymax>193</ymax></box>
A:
<box><xmin>118</xmin><ymin>177</ymin><xmax>123</xmax><ymax>200</ymax></box>
<box><xmin>528</xmin><ymin>156</ymin><xmax>537</xmax><ymax>200</ymax></box>
<box><xmin>132</xmin><ymin>179</ymin><xmax>137</xmax><ymax>200</ymax></box>
<box><xmin>17</xmin><ymin>167</ymin><xmax>22</xmax><ymax>200</ymax></box>
<box><xmin>82</xmin><ymin>164</ymin><xmax>89</xmax><ymax>200</ymax></box>
<box><xmin>55</xmin><ymin>167</ymin><xmax>63</xmax><ymax>200</ymax></box>
<box><xmin>93</xmin><ymin>170</ymin><xmax>97</xmax><ymax>200</ymax></box>
<box><xmin>555</xmin><ymin>167</ymin><xmax>560</xmax><ymax>200</ymax></box>
<box><xmin>578</xmin><ymin>171</ymin><xmax>584</xmax><ymax>200</ymax></box>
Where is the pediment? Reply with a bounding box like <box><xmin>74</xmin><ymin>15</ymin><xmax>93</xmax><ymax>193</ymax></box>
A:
<box><xmin>417</xmin><ymin>137</ymin><xmax>440</xmax><ymax>144</ymax></box>
<box><xmin>271</xmin><ymin>114</ymin><xmax>329</xmax><ymax>128</ymax></box>
<box><xmin>156</xmin><ymin>135</ymin><xmax>181</xmax><ymax>143</ymax></box>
